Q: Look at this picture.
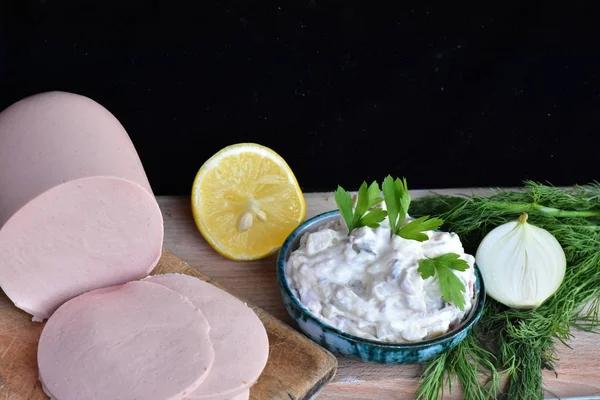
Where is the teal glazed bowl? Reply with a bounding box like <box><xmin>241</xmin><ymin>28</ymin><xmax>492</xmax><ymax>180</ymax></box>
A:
<box><xmin>276</xmin><ymin>210</ymin><xmax>486</xmax><ymax>364</ymax></box>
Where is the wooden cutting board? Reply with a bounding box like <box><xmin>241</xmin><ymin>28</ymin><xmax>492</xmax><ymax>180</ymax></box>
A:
<box><xmin>0</xmin><ymin>249</ymin><xmax>338</xmax><ymax>400</ymax></box>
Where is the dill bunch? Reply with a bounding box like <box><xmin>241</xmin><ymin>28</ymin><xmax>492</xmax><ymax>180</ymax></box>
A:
<box><xmin>411</xmin><ymin>181</ymin><xmax>600</xmax><ymax>400</ymax></box>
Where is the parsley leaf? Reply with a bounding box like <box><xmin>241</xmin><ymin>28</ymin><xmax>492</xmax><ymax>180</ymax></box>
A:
<box><xmin>417</xmin><ymin>253</ymin><xmax>470</xmax><ymax>310</ymax></box>
<box><xmin>353</xmin><ymin>181</ymin><xmax>383</xmax><ymax>225</ymax></box>
<box><xmin>398</xmin><ymin>215</ymin><xmax>444</xmax><ymax>242</ymax></box>
<box><xmin>437</xmin><ymin>266</ymin><xmax>467</xmax><ymax>311</ymax></box>
<box><xmin>334</xmin><ymin>186</ymin><xmax>354</xmax><ymax>231</ymax></box>
<box><xmin>367</xmin><ymin>181</ymin><xmax>384</xmax><ymax>208</ymax></box>
<box><xmin>382</xmin><ymin>175</ymin><xmax>410</xmax><ymax>234</ymax></box>
<box><xmin>382</xmin><ymin>175</ymin><xmax>445</xmax><ymax>241</ymax></box>
<box><xmin>360</xmin><ymin>208</ymin><xmax>388</xmax><ymax>228</ymax></box>
<box><xmin>334</xmin><ymin>181</ymin><xmax>387</xmax><ymax>232</ymax></box>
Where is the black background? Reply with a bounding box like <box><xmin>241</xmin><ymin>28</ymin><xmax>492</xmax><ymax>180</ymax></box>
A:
<box><xmin>2</xmin><ymin>1</ymin><xmax>599</xmax><ymax>195</ymax></box>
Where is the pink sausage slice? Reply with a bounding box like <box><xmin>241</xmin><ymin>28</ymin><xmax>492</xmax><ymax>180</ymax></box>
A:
<box><xmin>38</xmin><ymin>281</ymin><xmax>215</xmax><ymax>400</ymax></box>
<box><xmin>146</xmin><ymin>274</ymin><xmax>269</xmax><ymax>400</ymax></box>
<box><xmin>0</xmin><ymin>176</ymin><xmax>163</xmax><ymax>320</ymax></box>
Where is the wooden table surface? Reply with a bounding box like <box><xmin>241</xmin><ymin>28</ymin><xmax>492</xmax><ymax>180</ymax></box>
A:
<box><xmin>158</xmin><ymin>189</ymin><xmax>600</xmax><ymax>400</ymax></box>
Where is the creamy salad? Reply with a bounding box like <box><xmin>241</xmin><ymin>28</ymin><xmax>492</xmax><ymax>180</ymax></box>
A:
<box><xmin>285</xmin><ymin>217</ymin><xmax>476</xmax><ymax>343</ymax></box>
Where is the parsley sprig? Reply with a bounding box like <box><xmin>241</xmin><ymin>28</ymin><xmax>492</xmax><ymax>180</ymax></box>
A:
<box><xmin>417</xmin><ymin>253</ymin><xmax>470</xmax><ymax>310</ymax></box>
<box><xmin>334</xmin><ymin>181</ymin><xmax>387</xmax><ymax>232</ymax></box>
<box><xmin>382</xmin><ymin>175</ymin><xmax>444</xmax><ymax>241</ymax></box>
<box><xmin>334</xmin><ymin>176</ymin><xmax>469</xmax><ymax>310</ymax></box>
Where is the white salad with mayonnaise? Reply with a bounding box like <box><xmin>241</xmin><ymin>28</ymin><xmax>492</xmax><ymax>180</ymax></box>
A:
<box><xmin>285</xmin><ymin>177</ymin><xmax>476</xmax><ymax>343</ymax></box>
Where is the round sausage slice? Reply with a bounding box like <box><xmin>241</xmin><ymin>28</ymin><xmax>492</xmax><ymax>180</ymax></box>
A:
<box><xmin>146</xmin><ymin>274</ymin><xmax>269</xmax><ymax>400</ymax></box>
<box><xmin>38</xmin><ymin>281</ymin><xmax>215</xmax><ymax>400</ymax></box>
<box><xmin>0</xmin><ymin>176</ymin><xmax>163</xmax><ymax>321</ymax></box>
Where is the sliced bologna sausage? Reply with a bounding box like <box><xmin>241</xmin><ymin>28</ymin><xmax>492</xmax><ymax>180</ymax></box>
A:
<box><xmin>146</xmin><ymin>274</ymin><xmax>269</xmax><ymax>400</ymax></box>
<box><xmin>38</xmin><ymin>281</ymin><xmax>215</xmax><ymax>400</ymax></box>
<box><xmin>0</xmin><ymin>91</ymin><xmax>163</xmax><ymax>320</ymax></box>
<box><xmin>0</xmin><ymin>176</ymin><xmax>163</xmax><ymax>321</ymax></box>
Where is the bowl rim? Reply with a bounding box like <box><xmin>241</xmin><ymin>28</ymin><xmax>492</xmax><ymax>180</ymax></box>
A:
<box><xmin>276</xmin><ymin>209</ymin><xmax>486</xmax><ymax>349</ymax></box>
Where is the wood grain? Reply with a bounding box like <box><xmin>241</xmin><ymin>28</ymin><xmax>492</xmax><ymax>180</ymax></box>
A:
<box><xmin>159</xmin><ymin>190</ymin><xmax>600</xmax><ymax>399</ymax></box>
<box><xmin>0</xmin><ymin>249</ymin><xmax>337</xmax><ymax>400</ymax></box>
<box><xmin>0</xmin><ymin>292</ymin><xmax>46</xmax><ymax>400</ymax></box>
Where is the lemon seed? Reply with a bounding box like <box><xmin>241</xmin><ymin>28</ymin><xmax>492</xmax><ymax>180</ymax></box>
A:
<box><xmin>256</xmin><ymin>210</ymin><xmax>267</xmax><ymax>222</ymax></box>
<box><xmin>237</xmin><ymin>212</ymin><xmax>253</xmax><ymax>232</ymax></box>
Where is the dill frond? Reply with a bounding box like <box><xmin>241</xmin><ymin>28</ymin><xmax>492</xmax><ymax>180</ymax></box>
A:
<box><xmin>411</xmin><ymin>182</ymin><xmax>600</xmax><ymax>400</ymax></box>
<box><xmin>417</xmin><ymin>335</ymin><xmax>500</xmax><ymax>400</ymax></box>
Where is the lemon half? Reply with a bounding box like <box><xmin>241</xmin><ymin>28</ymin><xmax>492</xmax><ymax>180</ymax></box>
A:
<box><xmin>191</xmin><ymin>143</ymin><xmax>306</xmax><ymax>260</ymax></box>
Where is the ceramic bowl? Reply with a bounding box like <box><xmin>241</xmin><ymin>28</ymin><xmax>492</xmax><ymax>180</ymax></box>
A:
<box><xmin>276</xmin><ymin>210</ymin><xmax>486</xmax><ymax>364</ymax></box>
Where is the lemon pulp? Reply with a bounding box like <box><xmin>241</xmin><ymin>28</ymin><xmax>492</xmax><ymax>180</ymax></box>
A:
<box><xmin>191</xmin><ymin>143</ymin><xmax>306</xmax><ymax>260</ymax></box>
